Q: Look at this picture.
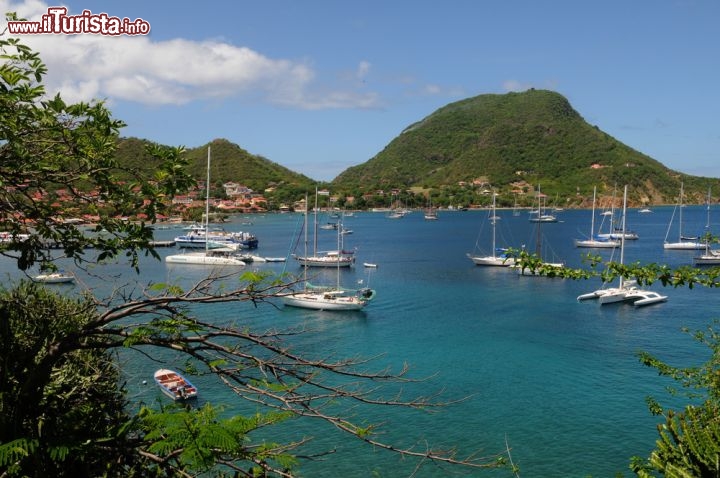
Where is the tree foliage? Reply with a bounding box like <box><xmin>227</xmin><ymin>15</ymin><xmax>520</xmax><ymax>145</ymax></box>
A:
<box><xmin>630</xmin><ymin>322</ymin><xmax>720</xmax><ymax>477</ymax></box>
<box><xmin>0</xmin><ymin>20</ymin><xmax>195</xmax><ymax>273</ymax></box>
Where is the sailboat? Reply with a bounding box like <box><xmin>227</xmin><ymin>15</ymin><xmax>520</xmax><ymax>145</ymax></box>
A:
<box><xmin>424</xmin><ymin>197</ymin><xmax>438</xmax><ymax>220</ymax></box>
<box><xmin>282</xmin><ymin>193</ymin><xmax>376</xmax><ymax>311</ymax></box>
<box><xmin>528</xmin><ymin>185</ymin><xmax>557</xmax><ymax>223</ymax></box>
<box><xmin>467</xmin><ymin>191</ymin><xmax>516</xmax><ymax>267</ymax></box>
<box><xmin>292</xmin><ymin>189</ymin><xmax>355</xmax><ymax>268</ymax></box>
<box><xmin>577</xmin><ymin>185</ymin><xmax>667</xmax><ymax>306</ymax></box>
<box><xmin>596</xmin><ymin>185</ymin><xmax>639</xmax><ymax>241</ymax></box>
<box><xmin>165</xmin><ymin>147</ymin><xmax>246</xmax><ymax>266</ymax></box>
<box><xmin>517</xmin><ymin>194</ymin><xmax>564</xmax><ymax>276</ymax></box>
<box><xmin>693</xmin><ymin>188</ymin><xmax>720</xmax><ymax>265</ymax></box>
<box><xmin>574</xmin><ymin>186</ymin><xmax>620</xmax><ymax>248</ymax></box>
<box><xmin>664</xmin><ymin>182</ymin><xmax>704</xmax><ymax>250</ymax></box>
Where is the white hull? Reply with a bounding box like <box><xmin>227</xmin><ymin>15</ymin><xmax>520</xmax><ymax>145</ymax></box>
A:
<box><xmin>597</xmin><ymin>232</ymin><xmax>639</xmax><ymax>240</ymax></box>
<box><xmin>694</xmin><ymin>249</ymin><xmax>720</xmax><ymax>265</ymax></box>
<box><xmin>165</xmin><ymin>252</ymin><xmax>246</xmax><ymax>266</ymax></box>
<box><xmin>281</xmin><ymin>289</ymin><xmax>375</xmax><ymax>311</ymax></box>
<box><xmin>515</xmin><ymin>262</ymin><xmax>564</xmax><ymax>276</ymax></box>
<box><xmin>467</xmin><ymin>254</ymin><xmax>516</xmax><ymax>267</ymax></box>
<box><xmin>663</xmin><ymin>241</ymin><xmax>705</xmax><ymax>250</ymax></box>
<box><xmin>624</xmin><ymin>290</ymin><xmax>668</xmax><ymax>306</ymax></box>
<box><xmin>574</xmin><ymin>239</ymin><xmax>619</xmax><ymax>248</ymax></box>
<box><xmin>154</xmin><ymin>369</ymin><xmax>198</xmax><ymax>401</ymax></box>
<box><xmin>597</xmin><ymin>288</ymin><xmax>632</xmax><ymax>304</ymax></box>
<box><xmin>294</xmin><ymin>255</ymin><xmax>354</xmax><ymax>267</ymax></box>
<box><xmin>34</xmin><ymin>272</ymin><xmax>75</xmax><ymax>284</ymax></box>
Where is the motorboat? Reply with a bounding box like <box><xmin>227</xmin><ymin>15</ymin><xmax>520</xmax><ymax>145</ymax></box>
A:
<box><xmin>153</xmin><ymin>369</ymin><xmax>198</xmax><ymax>401</ymax></box>
<box><xmin>34</xmin><ymin>272</ymin><xmax>75</xmax><ymax>284</ymax></box>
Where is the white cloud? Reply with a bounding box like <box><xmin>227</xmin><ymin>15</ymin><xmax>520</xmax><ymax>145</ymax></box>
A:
<box><xmin>356</xmin><ymin>60</ymin><xmax>371</xmax><ymax>80</ymax></box>
<box><xmin>0</xmin><ymin>0</ymin><xmax>380</xmax><ymax>109</ymax></box>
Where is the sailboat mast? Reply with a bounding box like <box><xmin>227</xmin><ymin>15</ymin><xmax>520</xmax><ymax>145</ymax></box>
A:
<box><xmin>619</xmin><ymin>185</ymin><xmax>628</xmax><ymax>288</ymax></box>
<box><xmin>491</xmin><ymin>191</ymin><xmax>497</xmax><ymax>259</ymax></box>
<box><xmin>204</xmin><ymin>146</ymin><xmax>211</xmax><ymax>253</ymax></box>
<box><xmin>303</xmin><ymin>193</ymin><xmax>309</xmax><ymax>284</ymax></box>
<box><xmin>678</xmin><ymin>182</ymin><xmax>684</xmax><ymax>241</ymax></box>
<box><xmin>535</xmin><ymin>185</ymin><xmax>542</xmax><ymax>256</ymax></box>
<box><xmin>590</xmin><ymin>186</ymin><xmax>596</xmax><ymax>238</ymax></box>
<box><xmin>313</xmin><ymin>187</ymin><xmax>319</xmax><ymax>255</ymax></box>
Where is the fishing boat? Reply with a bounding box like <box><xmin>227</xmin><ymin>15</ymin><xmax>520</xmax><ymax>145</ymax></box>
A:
<box><xmin>153</xmin><ymin>369</ymin><xmax>198</xmax><ymax>401</ymax></box>
<box><xmin>34</xmin><ymin>271</ymin><xmax>75</xmax><ymax>284</ymax></box>
<box><xmin>165</xmin><ymin>147</ymin><xmax>247</xmax><ymax>267</ymax></box>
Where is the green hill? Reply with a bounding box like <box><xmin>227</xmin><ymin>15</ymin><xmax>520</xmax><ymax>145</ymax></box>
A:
<box><xmin>331</xmin><ymin>89</ymin><xmax>716</xmax><ymax>206</ymax></box>
<box><xmin>115</xmin><ymin>137</ymin><xmax>316</xmax><ymax>202</ymax></box>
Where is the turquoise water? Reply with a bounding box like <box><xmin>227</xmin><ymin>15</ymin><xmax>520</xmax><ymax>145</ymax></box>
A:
<box><xmin>2</xmin><ymin>206</ymin><xmax>715</xmax><ymax>477</ymax></box>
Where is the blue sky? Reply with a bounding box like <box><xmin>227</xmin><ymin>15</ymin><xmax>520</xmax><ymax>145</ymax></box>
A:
<box><xmin>3</xmin><ymin>0</ymin><xmax>719</xmax><ymax>181</ymax></box>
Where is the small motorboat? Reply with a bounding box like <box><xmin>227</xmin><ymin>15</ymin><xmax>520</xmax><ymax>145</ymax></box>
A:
<box><xmin>34</xmin><ymin>272</ymin><xmax>75</xmax><ymax>284</ymax></box>
<box><xmin>153</xmin><ymin>369</ymin><xmax>198</xmax><ymax>401</ymax></box>
<box><xmin>363</xmin><ymin>262</ymin><xmax>378</xmax><ymax>268</ymax></box>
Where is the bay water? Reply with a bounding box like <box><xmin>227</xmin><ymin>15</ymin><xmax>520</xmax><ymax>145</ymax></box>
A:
<box><xmin>2</xmin><ymin>204</ymin><xmax>715</xmax><ymax>477</ymax></box>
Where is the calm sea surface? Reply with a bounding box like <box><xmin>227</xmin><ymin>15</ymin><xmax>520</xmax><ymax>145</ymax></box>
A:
<box><xmin>2</xmin><ymin>205</ymin><xmax>716</xmax><ymax>477</ymax></box>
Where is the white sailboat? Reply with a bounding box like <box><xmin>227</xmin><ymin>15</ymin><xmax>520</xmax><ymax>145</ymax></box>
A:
<box><xmin>528</xmin><ymin>185</ymin><xmax>557</xmax><ymax>223</ymax></box>
<box><xmin>596</xmin><ymin>185</ymin><xmax>639</xmax><ymax>241</ymax></box>
<box><xmin>574</xmin><ymin>186</ymin><xmax>620</xmax><ymax>248</ymax></box>
<box><xmin>693</xmin><ymin>187</ymin><xmax>720</xmax><ymax>265</ymax></box>
<box><xmin>165</xmin><ymin>147</ymin><xmax>246</xmax><ymax>267</ymax></box>
<box><xmin>577</xmin><ymin>185</ymin><xmax>667</xmax><ymax>306</ymax></box>
<box><xmin>517</xmin><ymin>193</ymin><xmax>564</xmax><ymax>276</ymax></box>
<box><xmin>467</xmin><ymin>191</ymin><xmax>516</xmax><ymax>267</ymax></box>
<box><xmin>283</xmin><ymin>193</ymin><xmax>376</xmax><ymax>311</ymax></box>
<box><xmin>664</xmin><ymin>182</ymin><xmax>704</xmax><ymax>250</ymax></box>
<box><xmin>293</xmin><ymin>189</ymin><xmax>355</xmax><ymax>268</ymax></box>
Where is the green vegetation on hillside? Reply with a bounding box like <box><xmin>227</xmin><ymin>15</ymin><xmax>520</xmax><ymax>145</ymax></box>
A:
<box><xmin>115</xmin><ymin>138</ymin><xmax>318</xmax><ymax>209</ymax></box>
<box><xmin>331</xmin><ymin>89</ymin><xmax>717</xmax><ymax>207</ymax></box>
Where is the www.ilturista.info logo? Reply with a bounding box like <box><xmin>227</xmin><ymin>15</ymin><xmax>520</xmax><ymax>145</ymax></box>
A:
<box><xmin>7</xmin><ymin>7</ymin><xmax>150</xmax><ymax>35</ymax></box>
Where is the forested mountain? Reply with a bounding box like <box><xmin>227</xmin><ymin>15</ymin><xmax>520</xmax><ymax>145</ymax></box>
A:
<box><xmin>115</xmin><ymin>137</ymin><xmax>316</xmax><ymax>203</ymax></box>
<box><xmin>331</xmin><ymin>89</ymin><xmax>717</xmax><ymax>206</ymax></box>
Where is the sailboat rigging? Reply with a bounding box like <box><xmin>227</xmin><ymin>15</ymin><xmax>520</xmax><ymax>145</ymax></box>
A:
<box><xmin>292</xmin><ymin>188</ymin><xmax>355</xmax><ymax>267</ymax></box>
<box><xmin>664</xmin><ymin>182</ymin><xmax>704</xmax><ymax>250</ymax></box>
<box><xmin>574</xmin><ymin>186</ymin><xmax>620</xmax><ymax>248</ymax></box>
<box><xmin>165</xmin><ymin>147</ymin><xmax>246</xmax><ymax>266</ymax></box>
<box><xmin>282</xmin><ymin>190</ymin><xmax>376</xmax><ymax>311</ymax></box>
<box><xmin>467</xmin><ymin>191</ymin><xmax>516</xmax><ymax>267</ymax></box>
